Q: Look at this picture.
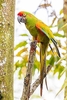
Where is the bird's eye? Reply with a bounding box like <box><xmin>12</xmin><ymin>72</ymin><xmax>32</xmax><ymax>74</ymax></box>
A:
<box><xmin>23</xmin><ymin>14</ymin><xmax>26</xmax><ymax>17</ymax></box>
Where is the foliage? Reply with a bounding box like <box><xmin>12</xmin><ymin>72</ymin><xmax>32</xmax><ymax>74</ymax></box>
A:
<box><xmin>14</xmin><ymin>0</ymin><xmax>66</xmax><ymax>81</ymax></box>
<box><xmin>14</xmin><ymin>34</ymin><xmax>40</xmax><ymax>78</ymax></box>
<box><xmin>14</xmin><ymin>24</ymin><xmax>65</xmax><ymax>79</ymax></box>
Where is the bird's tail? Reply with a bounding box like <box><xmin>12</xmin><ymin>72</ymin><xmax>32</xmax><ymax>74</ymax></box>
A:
<box><xmin>40</xmin><ymin>43</ymin><xmax>48</xmax><ymax>96</ymax></box>
<box><xmin>51</xmin><ymin>38</ymin><xmax>60</xmax><ymax>57</ymax></box>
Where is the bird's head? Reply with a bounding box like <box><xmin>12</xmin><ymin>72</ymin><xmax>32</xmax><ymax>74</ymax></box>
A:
<box><xmin>17</xmin><ymin>11</ymin><xmax>27</xmax><ymax>24</ymax></box>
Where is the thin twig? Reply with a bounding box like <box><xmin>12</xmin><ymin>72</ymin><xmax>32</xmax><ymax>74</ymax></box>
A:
<box><xmin>33</xmin><ymin>0</ymin><xmax>43</xmax><ymax>14</ymax></box>
<box><xmin>21</xmin><ymin>41</ymin><xmax>37</xmax><ymax>100</ymax></box>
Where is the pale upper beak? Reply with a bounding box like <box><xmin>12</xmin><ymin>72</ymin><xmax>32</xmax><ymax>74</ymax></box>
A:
<box><xmin>17</xmin><ymin>16</ymin><xmax>22</xmax><ymax>23</ymax></box>
<box><xmin>17</xmin><ymin>15</ymin><xmax>26</xmax><ymax>24</ymax></box>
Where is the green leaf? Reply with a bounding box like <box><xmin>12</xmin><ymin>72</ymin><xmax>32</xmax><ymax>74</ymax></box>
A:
<box><xmin>55</xmin><ymin>79</ymin><xmax>67</xmax><ymax>97</ymax></box>
<box><xmin>57</xmin><ymin>17</ymin><xmax>64</xmax><ymax>30</ymax></box>
<box><xmin>15</xmin><ymin>60</ymin><xmax>23</xmax><ymax>69</ymax></box>
<box><xmin>16</xmin><ymin>47</ymin><xmax>28</xmax><ymax>56</ymax></box>
<box><xmin>59</xmin><ymin>9</ymin><xmax>63</xmax><ymax>15</ymax></box>
<box><xmin>58</xmin><ymin>67</ymin><xmax>65</xmax><ymax>79</ymax></box>
<box><xmin>18</xmin><ymin>68</ymin><xmax>22</xmax><ymax>78</ymax></box>
<box><xmin>53</xmin><ymin>64</ymin><xmax>64</xmax><ymax>78</ymax></box>
<box><xmin>58</xmin><ymin>65</ymin><xmax>65</xmax><ymax>79</ymax></box>
<box><xmin>54</xmin><ymin>33</ymin><xmax>65</xmax><ymax>38</ymax></box>
<box><xmin>20</xmin><ymin>33</ymin><xmax>28</xmax><ymax>36</ymax></box>
<box><xmin>57</xmin><ymin>17</ymin><xmax>67</xmax><ymax>32</ymax></box>
<box><xmin>53</xmin><ymin>64</ymin><xmax>58</xmax><ymax>75</ymax></box>
<box><xmin>14</xmin><ymin>41</ymin><xmax>27</xmax><ymax>50</ymax></box>
<box><xmin>47</xmin><ymin>56</ymin><xmax>55</xmax><ymax>66</ymax></box>
<box><xmin>60</xmin><ymin>23</ymin><xmax>67</xmax><ymax>30</ymax></box>
<box><xmin>15</xmin><ymin>54</ymin><xmax>28</xmax><ymax>70</ymax></box>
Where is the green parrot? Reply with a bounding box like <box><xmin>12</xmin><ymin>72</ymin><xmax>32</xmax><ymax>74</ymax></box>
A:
<box><xmin>17</xmin><ymin>11</ymin><xmax>60</xmax><ymax>96</ymax></box>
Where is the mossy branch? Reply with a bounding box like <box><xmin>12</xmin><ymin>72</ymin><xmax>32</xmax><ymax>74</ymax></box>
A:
<box><xmin>21</xmin><ymin>41</ymin><xmax>37</xmax><ymax>100</ymax></box>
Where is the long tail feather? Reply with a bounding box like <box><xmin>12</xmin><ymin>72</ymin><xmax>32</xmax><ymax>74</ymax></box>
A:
<box><xmin>40</xmin><ymin>43</ymin><xmax>48</xmax><ymax>96</ymax></box>
<box><xmin>51</xmin><ymin>38</ymin><xmax>61</xmax><ymax>57</ymax></box>
<box><xmin>40</xmin><ymin>46</ymin><xmax>44</xmax><ymax>96</ymax></box>
<box><xmin>40</xmin><ymin>44</ymin><xmax>45</xmax><ymax>96</ymax></box>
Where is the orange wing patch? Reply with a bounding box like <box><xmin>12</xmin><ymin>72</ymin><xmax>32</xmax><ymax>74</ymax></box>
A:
<box><xmin>36</xmin><ymin>22</ymin><xmax>45</xmax><ymax>36</ymax></box>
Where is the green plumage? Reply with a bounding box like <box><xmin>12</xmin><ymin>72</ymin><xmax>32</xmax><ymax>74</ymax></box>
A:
<box><xmin>17</xmin><ymin>11</ymin><xmax>60</xmax><ymax>96</ymax></box>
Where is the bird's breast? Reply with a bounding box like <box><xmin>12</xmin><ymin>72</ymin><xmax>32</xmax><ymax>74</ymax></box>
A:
<box><xmin>26</xmin><ymin>24</ymin><xmax>38</xmax><ymax>37</ymax></box>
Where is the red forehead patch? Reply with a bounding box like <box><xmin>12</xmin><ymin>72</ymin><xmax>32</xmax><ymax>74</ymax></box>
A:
<box><xmin>17</xmin><ymin>11</ymin><xmax>23</xmax><ymax>16</ymax></box>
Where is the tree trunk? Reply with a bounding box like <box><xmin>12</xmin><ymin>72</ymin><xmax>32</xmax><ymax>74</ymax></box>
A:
<box><xmin>0</xmin><ymin>0</ymin><xmax>15</xmax><ymax>100</ymax></box>
<box><xmin>63</xmin><ymin>0</ymin><xmax>67</xmax><ymax>100</ymax></box>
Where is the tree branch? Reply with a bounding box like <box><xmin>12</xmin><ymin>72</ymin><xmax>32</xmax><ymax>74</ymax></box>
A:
<box><xmin>21</xmin><ymin>41</ymin><xmax>37</xmax><ymax>100</ymax></box>
<box><xmin>21</xmin><ymin>41</ymin><xmax>53</xmax><ymax>100</ymax></box>
<box><xmin>30</xmin><ymin>65</ymin><xmax>52</xmax><ymax>96</ymax></box>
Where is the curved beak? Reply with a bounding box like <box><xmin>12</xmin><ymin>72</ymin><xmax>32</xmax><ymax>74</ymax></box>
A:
<box><xmin>17</xmin><ymin>16</ymin><xmax>22</xmax><ymax>23</ymax></box>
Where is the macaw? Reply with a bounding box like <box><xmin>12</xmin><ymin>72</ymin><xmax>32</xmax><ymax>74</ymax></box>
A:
<box><xmin>17</xmin><ymin>11</ymin><xmax>60</xmax><ymax>96</ymax></box>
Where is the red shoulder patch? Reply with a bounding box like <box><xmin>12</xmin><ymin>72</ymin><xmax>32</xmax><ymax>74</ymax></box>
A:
<box><xmin>17</xmin><ymin>11</ymin><xmax>23</xmax><ymax>16</ymax></box>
